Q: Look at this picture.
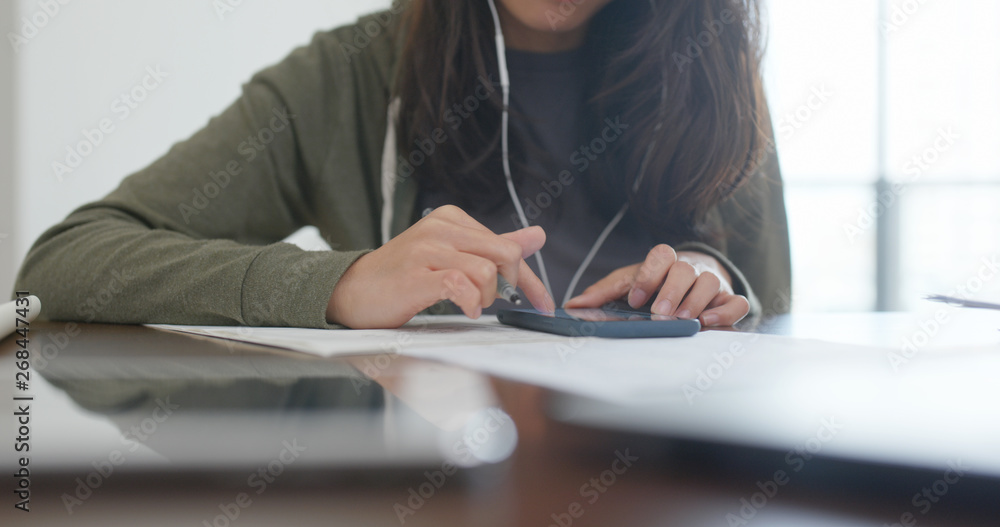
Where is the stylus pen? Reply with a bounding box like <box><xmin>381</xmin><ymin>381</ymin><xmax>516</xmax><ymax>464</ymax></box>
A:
<box><xmin>497</xmin><ymin>275</ymin><xmax>522</xmax><ymax>305</ymax></box>
<box><xmin>925</xmin><ymin>294</ymin><xmax>1000</xmax><ymax>310</ymax></box>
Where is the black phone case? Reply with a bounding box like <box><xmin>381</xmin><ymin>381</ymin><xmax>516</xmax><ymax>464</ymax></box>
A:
<box><xmin>497</xmin><ymin>309</ymin><xmax>701</xmax><ymax>338</ymax></box>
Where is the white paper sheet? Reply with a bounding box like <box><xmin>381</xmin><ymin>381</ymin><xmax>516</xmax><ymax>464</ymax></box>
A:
<box><xmin>150</xmin><ymin>316</ymin><xmax>572</xmax><ymax>355</ymax></box>
<box><xmin>149</xmin><ymin>317</ymin><xmax>890</xmax><ymax>403</ymax></box>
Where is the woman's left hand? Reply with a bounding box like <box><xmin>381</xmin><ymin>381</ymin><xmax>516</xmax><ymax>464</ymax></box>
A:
<box><xmin>564</xmin><ymin>244</ymin><xmax>750</xmax><ymax>327</ymax></box>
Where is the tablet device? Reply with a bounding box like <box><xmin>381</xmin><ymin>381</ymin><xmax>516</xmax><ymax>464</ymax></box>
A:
<box><xmin>497</xmin><ymin>308</ymin><xmax>701</xmax><ymax>338</ymax></box>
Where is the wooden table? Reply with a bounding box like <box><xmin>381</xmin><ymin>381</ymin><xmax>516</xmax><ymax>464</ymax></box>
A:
<box><xmin>2</xmin><ymin>313</ymin><xmax>998</xmax><ymax>526</ymax></box>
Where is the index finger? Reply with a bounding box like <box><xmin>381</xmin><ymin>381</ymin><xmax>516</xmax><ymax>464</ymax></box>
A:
<box><xmin>514</xmin><ymin>259</ymin><xmax>555</xmax><ymax>313</ymax></box>
<box><xmin>430</xmin><ymin>206</ymin><xmax>552</xmax><ymax>311</ymax></box>
<box><xmin>432</xmin><ymin>206</ymin><xmax>545</xmax><ymax>291</ymax></box>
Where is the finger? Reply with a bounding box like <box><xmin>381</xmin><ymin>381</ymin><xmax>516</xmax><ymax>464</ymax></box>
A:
<box><xmin>650</xmin><ymin>261</ymin><xmax>697</xmax><ymax>316</ymax></box>
<box><xmin>418</xmin><ymin>211</ymin><xmax>548</xmax><ymax>310</ymax></box>
<box><xmin>498</xmin><ymin>227</ymin><xmax>547</xmax><ymax>304</ymax></box>
<box><xmin>428</xmin><ymin>204</ymin><xmax>488</xmax><ymax>230</ymax></box>
<box><xmin>431</xmin><ymin>270</ymin><xmax>484</xmax><ymax>319</ymax></box>
<box><xmin>426</xmin><ymin>208</ymin><xmax>547</xmax><ymax>284</ymax></box>
<box><xmin>673</xmin><ymin>272</ymin><xmax>722</xmax><ymax>319</ymax></box>
<box><xmin>430</xmin><ymin>205</ymin><xmax>531</xmax><ymax>246</ymax></box>
<box><xmin>699</xmin><ymin>295</ymin><xmax>751</xmax><ymax>327</ymax></box>
<box><xmin>500</xmin><ymin>226</ymin><xmax>547</xmax><ymax>259</ymax></box>
<box><xmin>372</xmin><ymin>269</ymin><xmax>484</xmax><ymax>326</ymax></box>
<box><xmin>627</xmin><ymin>245</ymin><xmax>677</xmax><ymax>309</ymax></box>
<box><xmin>702</xmin><ymin>293</ymin><xmax>728</xmax><ymax>312</ymax></box>
<box><xmin>515</xmin><ymin>259</ymin><xmax>555</xmax><ymax>313</ymax></box>
<box><xmin>420</xmin><ymin>219</ymin><xmax>525</xmax><ymax>282</ymax></box>
<box><xmin>564</xmin><ymin>265</ymin><xmax>638</xmax><ymax>308</ymax></box>
<box><xmin>426</xmin><ymin>251</ymin><xmax>499</xmax><ymax>309</ymax></box>
<box><xmin>429</xmin><ymin>206</ymin><xmax>546</xmax><ymax>257</ymax></box>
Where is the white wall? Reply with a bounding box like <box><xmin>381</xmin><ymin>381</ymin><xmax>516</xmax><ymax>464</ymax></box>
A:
<box><xmin>8</xmin><ymin>0</ymin><xmax>391</xmax><ymax>295</ymax></box>
<box><xmin>1</xmin><ymin>1</ymin><xmax>15</xmax><ymax>298</ymax></box>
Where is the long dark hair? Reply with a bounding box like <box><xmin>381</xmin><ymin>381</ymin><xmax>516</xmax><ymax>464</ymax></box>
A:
<box><xmin>394</xmin><ymin>0</ymin><xmax>768</xmax><ymax>243</ymax></box>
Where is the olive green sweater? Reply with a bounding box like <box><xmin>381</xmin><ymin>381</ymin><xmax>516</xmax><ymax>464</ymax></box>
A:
<box><xmin>14</xmin><ymin>11</ymin><xmax>792</xmax><ymax>328</ymax></box>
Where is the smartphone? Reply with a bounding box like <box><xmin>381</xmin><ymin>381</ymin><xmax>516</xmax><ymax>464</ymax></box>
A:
<box><xmin>497</xmin><ymin>308</ymin><xmax>701</xmax><ymax>338</ymax></box>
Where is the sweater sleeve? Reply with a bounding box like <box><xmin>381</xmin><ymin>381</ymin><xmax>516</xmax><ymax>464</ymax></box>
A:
<box><xmin>675</xmin><ymin>139</ymin><xmax>793</xmax><ymax>320</ymax></box>
<box><xmin>13</xmin><ymin>30</ymin><xmax>379</xmax><ymax>328</ymax></box>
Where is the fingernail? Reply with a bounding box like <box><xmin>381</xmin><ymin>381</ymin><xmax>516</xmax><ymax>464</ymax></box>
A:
<box><xmin>628</xmin><ymin>289</ymin><xmax>648</xmax><ymax>308</ymax></box>
<box><xmin>653</xmin><ymin>300</ymin><xmax>671</xmax><ymax>315</ymax></box>
<box><xmin>701</xmin><ymin>313</ymin><xmax>719</xmax><ymax>326</ymax></box>
<box><xmin>473</xmin><ymin>307</ymin><xmax>482</xmax><ymax>319</ymax></box>
<box><xmin>676</xmin><ymin>309</ymin><xmax>692</xmax><ymax>319</ymax></box>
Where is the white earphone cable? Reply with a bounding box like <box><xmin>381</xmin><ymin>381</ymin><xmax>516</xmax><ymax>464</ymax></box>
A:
<box><xmin>486</xmin><ymin>0</ymin><xmax>554</xmax><ymax>297</ymax></box>
<box><xmin>485</xmin><ymin>0</ymin><xmax>664</xmax><ymax>306</ymax></box>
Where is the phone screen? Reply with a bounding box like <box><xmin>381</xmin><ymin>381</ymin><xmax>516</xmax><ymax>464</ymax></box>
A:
<box><xmin>562</xmin><ymin>308</ymin><xmax>683</xmax><ymax>322</ymax></box>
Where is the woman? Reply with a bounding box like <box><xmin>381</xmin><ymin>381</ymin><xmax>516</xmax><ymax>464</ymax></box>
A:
<box><xmin>15</xmin><ymin>0</ymin><xmax>791</xmax><ymax>329</ymax></box>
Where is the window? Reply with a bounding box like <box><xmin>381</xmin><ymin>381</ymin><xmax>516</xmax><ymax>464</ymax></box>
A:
<box><xmin>765</xmin><ymin>0</ymin><xmax>1000</xmax><ymax>312</ymax></box>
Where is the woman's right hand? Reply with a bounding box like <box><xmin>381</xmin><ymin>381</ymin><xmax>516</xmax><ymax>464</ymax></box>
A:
<box><xmin>326</xmin><ymin>205</ymin><xmax>555</xmax><ymax>329</ymax></box>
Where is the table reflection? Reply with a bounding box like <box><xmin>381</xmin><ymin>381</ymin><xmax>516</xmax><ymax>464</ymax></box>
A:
<box><xmin>30</xmin><ymin>326</ymin><xmax>517</xmax><ymax>471</ymax></box>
